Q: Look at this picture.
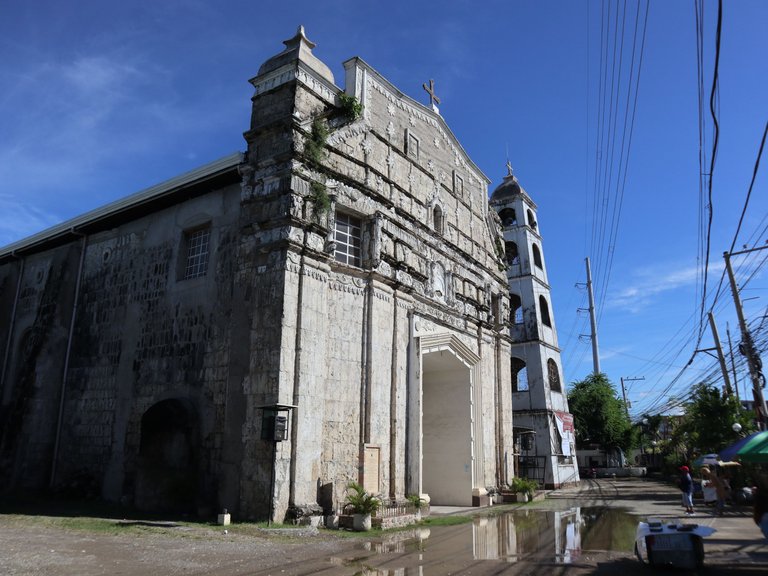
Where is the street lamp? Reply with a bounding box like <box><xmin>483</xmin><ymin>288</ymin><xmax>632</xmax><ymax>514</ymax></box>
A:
<box><xmin>732</xmin><ymin>422</ymin><xmax>742</xmax><ymax>434</ymax></box>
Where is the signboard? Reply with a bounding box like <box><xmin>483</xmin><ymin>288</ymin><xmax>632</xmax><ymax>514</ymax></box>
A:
<box><xmin>554</xmin><ymin>411</ymin><xmax>576</xmax><ymax>456</ymax></box>
<box><xmin>363</xmin><ymin>446</ymin><xmax>380</xmax><ymax>495</ymax></box>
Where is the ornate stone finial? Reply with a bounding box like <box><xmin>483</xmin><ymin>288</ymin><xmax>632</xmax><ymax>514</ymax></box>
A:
<box><xmin>284</xmin><ymin>25</ymin><xmax>316</xmax><ymax>50</ymax></box>
<box><xmin>422</xmin><ymin>79</ymin><xmax>441</xmax><ymax>108</ymax></box>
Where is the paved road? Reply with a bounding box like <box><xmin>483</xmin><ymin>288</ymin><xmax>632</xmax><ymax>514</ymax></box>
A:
<box><xmin>542</xmin><ymin>477</ymin><xmax>768</xmax><ymax>572</ymax></box>
<box><xmin>1</xmin><ymin>478</ymin><xmax>766</xmax><ymax>575</ymax></box>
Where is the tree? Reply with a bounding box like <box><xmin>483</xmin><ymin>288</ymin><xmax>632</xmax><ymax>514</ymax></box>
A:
<box><xmin>568</xmin><ymin>373</ymin><xmax>633</xmax><ymax>452</ymax></box>
<box><xmin>672</xmin><ymin>382</ymin><xmax>754</xmax><ymax>455</ymax></box>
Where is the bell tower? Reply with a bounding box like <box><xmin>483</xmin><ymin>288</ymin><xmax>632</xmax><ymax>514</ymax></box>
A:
<box><xmin>490</xmin><ymin>165</ymin><xmax>580</xmax><ymax>489</ymax></box>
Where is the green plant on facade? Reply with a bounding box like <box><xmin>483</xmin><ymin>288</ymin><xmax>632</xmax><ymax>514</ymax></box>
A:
<box><xmin>344</xmin><ymin>482</ymin><xmax>381</xmax><ymax>515</ymax></box>
<box><xmin>338</xmin><ymin>93</ymin><xmax>363</xmax><ymax>121</ymax></box>
<box><xmin>309</xmin><ymin>181</ymin><xmax>331</xmax><ymax>216</ymax></box>
<box><xmin>305</xmin><ymin>118</ymin><xmax>329</xmax><ymax>168</ymax></box>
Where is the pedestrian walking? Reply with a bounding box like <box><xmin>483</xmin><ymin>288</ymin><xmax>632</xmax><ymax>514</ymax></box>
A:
<box><xmin>679</xmin><ymin>465</ymin><xmax>694</xmax><ymax>515</ymax></box>
<box><xmin>701</xmin><ymin>466</ymin><xmax>726</xmax><ymax>516</ymax></box>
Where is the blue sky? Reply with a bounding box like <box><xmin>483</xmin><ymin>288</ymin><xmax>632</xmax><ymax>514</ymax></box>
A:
<box><xmin>1</xmin><ymin>1</ymin><xmax>766</xmax><ymax>419</ymax></box>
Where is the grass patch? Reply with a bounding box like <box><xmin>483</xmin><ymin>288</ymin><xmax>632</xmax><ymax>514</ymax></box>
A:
<box><xmin>0</xmin><ymin>513</ymin><xmax>216</xmax><ymax>539</ymax></box>
<box><xmin>418</xmin><ymin>515</ymin><xmax>473</xmax><ymax>527</ymax></box>
<box><xmin>318</xmin><ymin>526</ymin><xmax>386</xmax><ymax>539</ymax></box>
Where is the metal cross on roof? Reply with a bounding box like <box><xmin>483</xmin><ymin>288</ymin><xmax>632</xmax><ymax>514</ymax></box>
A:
<box><xmin>422</xmin><ymin>79</ymin><xmax>441</xmax><ymax>107</ymax></box>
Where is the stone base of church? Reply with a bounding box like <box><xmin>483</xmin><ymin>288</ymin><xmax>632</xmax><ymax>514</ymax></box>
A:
<box><xmin>472</xmin><ymin>494</ymin><xmax>492</xmax><ymax>507</ymax></box>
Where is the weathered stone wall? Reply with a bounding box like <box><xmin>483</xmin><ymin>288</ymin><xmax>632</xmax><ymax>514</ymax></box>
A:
<box><xmin>0</xmin><ymin>243</ymin><xmax>81</xmax><ymax>491</ymax></box>
<box><xmin>50</xmin><ymin>184</ymin><xmax>240</xmax><ymax>511</ymax></box>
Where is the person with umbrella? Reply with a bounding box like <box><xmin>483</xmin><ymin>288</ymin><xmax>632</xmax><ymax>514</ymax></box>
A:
<box><xmin>679</xmin><ymin>465</ymin><xmax>695</xmax><ymax>515</ymax></box>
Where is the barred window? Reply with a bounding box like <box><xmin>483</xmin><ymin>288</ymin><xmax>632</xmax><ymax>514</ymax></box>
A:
<box><xmin>183</xmin><ymin>227</ymin><xmax>211</xmax><ymax>279</ymax></box>
<box><xmin>334</xmin><ymin>213</ymin><xmax>362</xmax><ymax>267</ymax></box>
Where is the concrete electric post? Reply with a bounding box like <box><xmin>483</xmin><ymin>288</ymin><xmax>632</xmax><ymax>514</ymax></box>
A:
<box><xmin>724</xmin><ymin>248</ymin><xmax>768</xmax><ymax>430</ymax></box>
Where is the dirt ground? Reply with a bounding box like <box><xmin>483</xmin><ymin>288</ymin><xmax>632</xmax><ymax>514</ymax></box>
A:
<box><xmin>2</xmin><ymin>479</ymin><xmax>768</xmax><ymax>575</ymax></box>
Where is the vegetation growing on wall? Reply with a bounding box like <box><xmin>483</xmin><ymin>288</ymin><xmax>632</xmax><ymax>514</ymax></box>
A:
<box><xmin>338</xmin><ymin>93</ymin><xmax>363</xmax><ymax>122</ymax></box>
<box><xmin>305</xmin><ymin>118</ymin><xmax>329</xmax><ymax>168</ymax></box>
<box><xmin>309</xmin><ymin>181</ymin><xmax>331</xmax><ymax>217</ymax></box>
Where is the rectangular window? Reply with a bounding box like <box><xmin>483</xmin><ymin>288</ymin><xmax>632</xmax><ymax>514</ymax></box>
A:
<box><xmin>453</xmin><ymin>171</ymin><xmax>464</xmax><ymax>196</ymax></box>
<box><xmin>334</xmin><ymin>213</ymin><xmax>362</xmax><ymax>267</ymax></box>
<box><xmin>405</xmin><ymin>130</ymin><xmax>419</xmax><ymax>160</ymax></box>
<box><xmin>183</xmin><ymin>227</ymin><xmax>211</xmax><ymax>279</ymax></box>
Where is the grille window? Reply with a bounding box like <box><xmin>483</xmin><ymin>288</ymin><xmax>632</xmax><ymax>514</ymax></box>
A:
<box><xmin>184</xmin><ymin>227</ymin><xmax>211</xmax><ymax>279</ymax></box>
<box><xmin>334</xmin><ymin>213</ymin><xmax>362</xmax><ymax>267</ymax></box>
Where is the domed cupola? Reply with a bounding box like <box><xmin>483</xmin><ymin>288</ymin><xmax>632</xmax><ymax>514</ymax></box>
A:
<box><xmin>490</xmin><ymin>163</ymin><xmax>526</xmax><ymax>204</ymax></box>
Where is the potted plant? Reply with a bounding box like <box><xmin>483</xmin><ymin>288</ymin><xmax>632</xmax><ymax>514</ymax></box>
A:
<box><xmin>406</xmin><ymin>493</ymin><xmax>428</xmax><ymax>518</ymax></box>
<box><xmin>507</xmin><ymin>477</ymin><xmax>538</xmax><ymax>503</ymax></box>
<box><xmin>344</xmin><ymin>482</ymin><xmax>381</xmax><ymax>531</ymax></box>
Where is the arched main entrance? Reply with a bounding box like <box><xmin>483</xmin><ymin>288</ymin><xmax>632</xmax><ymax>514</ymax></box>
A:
<box><xmin>414</xmin><ymin>333</ymin><xmax>483</xmax><ymax>507</ymax></box>
<box><xmin>134</xmin><ymin>398</ymin><xmax>199</xmax><ymax>514</ymax></box>
<box><xmin>422</xmin><ymin>350</ymin><xmax>472</xmax><ymax>505</ymax></box>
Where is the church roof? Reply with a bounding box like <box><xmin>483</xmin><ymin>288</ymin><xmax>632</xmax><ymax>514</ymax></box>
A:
<box><xmin>0</xmin><ymin>152</ymin><xmax>242</xmax><ymax>261</ymax></box>
<box><xmin>256</xmin><ymin>25</ymin><xmax>334</xmax><ymax>85</ymax></box>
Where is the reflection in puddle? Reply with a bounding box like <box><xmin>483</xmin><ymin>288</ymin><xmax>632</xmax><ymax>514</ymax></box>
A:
<box><xmin>341</xmin><ymin>507</ymin><xmax>640</xmax><ymax>575</ymax></box>
<box><xmin>473</xmin><ymin>506</ymin><xmax>637</xmax><ymax>562</ymax></box>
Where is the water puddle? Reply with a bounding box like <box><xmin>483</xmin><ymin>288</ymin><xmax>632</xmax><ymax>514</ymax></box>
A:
<box><xmin>338</xmin><ymin>506</ymin><xmax>642</xmax><ymax>574</ymax></box>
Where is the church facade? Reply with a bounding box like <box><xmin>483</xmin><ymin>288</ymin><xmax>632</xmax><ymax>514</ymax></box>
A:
<box><xmin>0</xmin><ymin>28</ymin><xmax>516</xmax><ymax>521</ymax></box>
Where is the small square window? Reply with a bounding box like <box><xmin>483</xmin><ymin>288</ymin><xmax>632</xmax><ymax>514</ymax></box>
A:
<box><xmin>406</xmin><ymin>130</ymin><xmax>419</xmax><ymax>160</ymax></box>
<box><xmin>183</xmin><ymin>227</ymin><xmax>211</xmax><ymax>279</ymax></box>
<box><xmin>334</xmin><ymin>213</ymin><xmax>362</xmax><ymax>267</ymax></box>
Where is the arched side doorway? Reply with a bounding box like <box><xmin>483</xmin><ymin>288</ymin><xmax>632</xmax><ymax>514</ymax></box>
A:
<box><xmin>415</xmin><ymin>333</ymin><xmax>482</xmax><ymax>506</ymax></box>
<box><xmin>134</xmin><ymin>398</ymin><xmax>199</xmax><ymax>514</ymax></box>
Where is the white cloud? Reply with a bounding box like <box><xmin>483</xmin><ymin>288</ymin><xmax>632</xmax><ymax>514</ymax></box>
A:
<box><xmin>0</xmin><ymin>193</ymin><xmax>61</xmax><ymax>247</ymax></box>
<box><xmin>606</xmin><ymin>261</ymin><xmax>725</xmax><ymax>313</ymax></box>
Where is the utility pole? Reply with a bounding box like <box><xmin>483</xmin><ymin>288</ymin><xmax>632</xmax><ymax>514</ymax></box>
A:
<box><xmin>620</xmin><ymin>376</ymin><xmax>645</xmax><ymax>419</ymax></box>
<box><xmin>585</xmin><ymin>257</ymin><xmax>600</xmax><ymax>375</ymax></box>
<box><xmin>708</xmin><ymin>312</ymin><xmax>733</xmax><ymax>396</ymax></box>
<box><xmin>724</xmin><ymin>248</ymin><xmax>768</xmax><ymax>430</ymax></box>
<box><xmin>726</xmin><ymin>323</ymin><xmax>740</xmax><ymax>402</ymax></box>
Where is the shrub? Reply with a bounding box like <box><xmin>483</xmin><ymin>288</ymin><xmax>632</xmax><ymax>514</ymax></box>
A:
<box><xmin>508</xmin><ymin>477</ymin><xmax>538</xmax><ymax>496</ymax></box>
<box><xmin>309</xmin><ymin>181</ymin><xmax>330</xmax><ymax>216</ymax></box>
<box><xmin>406</xmin><ymin>494</ymin><xmax>427</xmax><ymax>509</ymax></box>
<box><xmin>338</xmin><ymin>93</ymin><xmax>363</xmax><ymax>121</ymax></box>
